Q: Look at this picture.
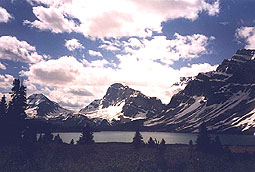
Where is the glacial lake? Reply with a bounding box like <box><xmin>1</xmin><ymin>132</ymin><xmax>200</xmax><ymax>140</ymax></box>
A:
<box><xmin>49</xmin><ymin>131</ymin><xmax>255</xmax><ymax>146</ymax></box>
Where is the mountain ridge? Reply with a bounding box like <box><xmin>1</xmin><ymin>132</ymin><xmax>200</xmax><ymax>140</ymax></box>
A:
<box><xmin>25</xmin><ymin>49</ymin><xmax>255</xmax><ymax>134</ymax></box>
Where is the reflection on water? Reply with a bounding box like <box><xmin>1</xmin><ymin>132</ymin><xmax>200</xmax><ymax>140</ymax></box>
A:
<box><xmin>49</xmin><ymin>131</ymin><xmax>255</xmax><ymax>145</ymax></box>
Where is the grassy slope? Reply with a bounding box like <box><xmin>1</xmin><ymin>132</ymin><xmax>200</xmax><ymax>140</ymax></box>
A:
<box><xmin>0</xmin><ymin>143</ymin><xmax>255</xmax><ymax>172</ymax></box>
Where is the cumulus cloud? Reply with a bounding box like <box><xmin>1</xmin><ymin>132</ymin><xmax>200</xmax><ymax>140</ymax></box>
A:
<box><xmin>24</xmin><ymin>6</ymin><xmax>77</xmax><ymax>33</ymax></box>
<box><xmin>0</xmin><ymin>62</ymin><xmax>6</xmax><ymax>70</ymax></box>
<box><xmin>117</xmin><ymin>33</ymin><xmax>214</xmax><ymax>65</ymax></box>
<box><xmin>0</xmin><ymin>74</ymin><xmax>14</xmax><ymax>91</ymax></box>
<box><xmin>88</xmin><ymin>50</ymin><xmax>103</xmax><ymax>57</ymax></box>
<box><xmin>0</xmin><ymin>7</ymin><xmax>13</xmax><ymax>23</ymax></box>
<box><xmin>25</xmin><ymin>0</ymin><xmax>219</xmax><ymax>38</ymax></box>
<box><xmin>65</xmin><ymin>38</ymin><xmax>84</xmax><ymax>51</ymax></box>
<box><xmin>19</xmin><ymin>30</ymin><xmax>216</xmax><ymax>110</ymax></box>
<box><xmin>0</xmin><ymin>36</ymin><xmax>43</xmax><ymax>63</ymax></box>
<box><xmin>236</xmin><ymin>26</ymin><xmax>255</xmax><ymax>49</ymax></box>
<box><xmin>22</xmin><ymin>51</ymin><xmax>217</xmax><ymax>110</ymax></box>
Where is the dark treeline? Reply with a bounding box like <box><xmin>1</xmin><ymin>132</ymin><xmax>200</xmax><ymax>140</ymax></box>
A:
<box><xmin>0</xmin><ymin>79</ymin><xmax>29</xmax><ymax>145</ymax></box>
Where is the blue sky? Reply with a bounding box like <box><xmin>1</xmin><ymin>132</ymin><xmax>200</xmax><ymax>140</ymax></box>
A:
<box><xmin>0</xmin><ymin>0</ymin><xmax>255</xmax><ymax>110</ymax></box>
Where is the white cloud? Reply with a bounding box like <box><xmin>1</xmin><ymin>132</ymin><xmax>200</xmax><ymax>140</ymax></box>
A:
<box><xmin>65</xmin><ymin>38</ymin><xmax>84</xmax><ymax>51</ymax></box>
<box><xmin>0</xmin><ymin>74</ymin><xmax>14</xmax><ymax>91</ymax></box>
<box><xmin>0</xmin><ymin>7</ymin><xmax>13</xmax><ymax>23</ymax></box>
<box><xmin>24</xmin><ymin>6</ymin><xmax>77</xmax><ymax>33</ymax></box>
<box><xmin>0</xmin><ymin>62</ymin><xmax>6</xmax><ymax>70</ymax></box>
<box><xmin>99</xmin><ymin>40</ymin><xmax>121</xmax><ymax>51</ymax></box>
<box><xmin>118</xmin><ymin>33</ymin><xmax>214</xmax><ymax>65</ymax></box>
<box><xmin>0</xmin><ymin>36</ymin><xmax>43</xmax><ymax>63</ymax></box>
<box><xmin>25</xmin><ymin>0</ymin><xmax>219</xmax><ymax>38</ymax></box>
<box><xmin>20</xmin><ymin>31</ymin><xmax>216</xmax><ymax>110</ymax></box>
<box><xmin>88</xmin><ymin>50</ymin><xmax>103</xmax><ymax>57</ymax></box>
<box><xmin>236</xmin><ymin>27</ymin><xmax>255</xmax><ymax>49</ymax></box>
<box><xmin>22</xmin><ymin>56</ymin><xmax>114</xmax><ymax>110</ymax></box>
<box><xmin>22</xmin><ymin>50</ymin><xmax>217</xmax><ymax>110</ymax></box>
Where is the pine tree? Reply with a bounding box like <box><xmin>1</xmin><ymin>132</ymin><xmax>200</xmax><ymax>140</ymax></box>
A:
<box><xmin>195</xmin><ymin>123</ymin><xmax>211</xmax><ymax>152</ymax></box>
<box><xmin>54</xmin><ymin>134</ymin><xmax>63</xmax><ymax>144</ymax></box>
<box><xmin>42</xmin><ymin>130</ymin><xmax>54</xmax><ymax>144</ymax></box>
<box><xmin>147</xmin><ymin>137</ymin><xmax>155</xmax><ymax>147</ymax></box>
<box><xmin>70</xmin><ymin>139</ymin><xmax>74</xmax><ymax>145</ymax></box>
<box><xmin>0</xmin><ymin>95</ymin><xmax>8</xmax><ymax>145</ymax></box>
<box><xmin>0</xmin><ymin>95</ymin><xmax>7</xmax><ymax>118</ymax></box>
<box><xmin>5</xmin><ymin>79</ymin><xmax>27</xmax><ymax>144</ymax></box>
<box><xmin>78</xmin><ymin>124</ymin><xmax>95</xmax><ymax>145</ymax></box>
<box><xmin>132</xmin><ymin>130</ymin><xmax>144</xmax><ymax>148</ymax></box>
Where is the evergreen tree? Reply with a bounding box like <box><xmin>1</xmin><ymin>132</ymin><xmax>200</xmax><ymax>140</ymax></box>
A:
<box><xmin>70</xmin><ymin>139</ymin><xmax>74</xmax><ymax>145</ymax></box>
<box><xmin>160</xmin><ymin>138</ymin><xmax>166</xmax><ymax>145</ymax></box>
<box><xmin>159</xmin><ymin>138</ymin><xmax>166</xmax><ymax>151</ymax></box>
<box><xmin>147</xmin><ymin>137</ymin><xmax>155</xmax><ymax>147</ymax></box>
<box><xmin>0</xmin><ymin>95</ymin><xmax>8</xmax><ymax>145</ymax></box>
<box><xmin>188</xmin><ymin>140</ymin><xmax>193</xmax><ymax>152</ymax></box>
<box><xmin>195</xmin><ymin>123</ymin><xmax>211</xmax><ymax>153</ymax></box>
<box><xmin>8</xmin><ymin>79</ymin><xmax>27</xmax><ymax>119</ymax></box>
<box><xmin>54</xmin><ymin>134</ymin><xmax>63</xmax><ymax>144</ymax></box>
<box><xmin>42</xmin><ymin>130</ymin><xmax>54</xmax><ymax>144</ymax></box>
<box><xmin>132</xmin><ymin>130</ymin><xmax>144</xmax><ymax>148</ymax></box>
<box><xmin>0</xmin><ymin>95</ymin><xmax>7</xmax><ymax>118</ymax></box>
<box><xmin>4</xmin><ymin>79</ymin><xmax>27</xmax><ymax>144</ymax></box>
<box><xmin>77</xmin><ymin>124</ymin><xmax>95</xmax><ymax>145</ymax></box>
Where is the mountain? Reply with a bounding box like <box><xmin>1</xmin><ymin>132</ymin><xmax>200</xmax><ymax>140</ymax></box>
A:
<box><xmin>26</xmin><ymin>49</ymin><xmax>255</xmax><ymax>134</ymax></box>
<box><xmin>79</xmin><ymin>83</ymin><xmax>166</xmax><ymax>124</ymax></box>
<box><xmin>145</xmin><ymin>49</ymin><xmax>255</xmax><ymax>134</ymax></box>
<box><xmin>26</xmin><ymin>94</ymin><xmax>94</xmax><ymax>130</ymax></box>
<box><xmin>26</xmin><ymin>93</ymin><xmax>72</xmax><ymax>119</ymax></box>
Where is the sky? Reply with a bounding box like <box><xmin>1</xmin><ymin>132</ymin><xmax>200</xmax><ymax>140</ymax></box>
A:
<box><xmin>0</xmin><ymin>0</ymin><xmax>255</xmax><ymax>111</ymax></box>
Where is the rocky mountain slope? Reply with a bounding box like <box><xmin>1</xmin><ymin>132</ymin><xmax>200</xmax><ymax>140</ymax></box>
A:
<box><xmin>145</xmin><ymin>49</ymin><xmax>255</xmax><ymax>134</ymax></box>
<box><xmin>26</xmin><ymin>94</ymin><xmax>72</xmax><ymax>119</ymax></box>
<box><xmin>79</xmin><ymin>83</ymin><xmax>166</xmax><ymax>124</ymax></box>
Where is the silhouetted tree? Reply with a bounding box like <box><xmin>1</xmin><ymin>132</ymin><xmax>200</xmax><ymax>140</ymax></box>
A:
<box><xmin>154</xmin><ymin>138</ymin><xmax>159</xmax><ymax>145</ymax></box>
<box><xmin>195</xmin><ymin>123</ymin><xmax>211</xmax><ymax>153</ymax></box>
<box><xmin>188</xmin><ymin>140</ymin><xmax>193</xmax><ymax>151</ymax></box>
<box><xmin>159</xmin><ymin>138</ymin><xmax>166</xmax><ymax>151</ymax></box>
<box><xmin>0</xmin><ymin>95</ymin><xmax>8</xmax><ymax>145</ymax></box>
<box><xmin>78</xmin><ymin>124</ymin><xmax>95</xmax><ymax>144</ymax></box>
<box><xmin>132</xmin><ymin>130</ymin><xmax>144</xmax><ymax>148</ymax></box>
<box><xmin>70</xmin><ymin>139</ymin><xmax>74</xmax><ymax>145</ymax></box>
<box><xmin>160</xmin><ymin>138</ymin><xmax>166</xmax><ymax>145</ymax></box>
<box><xmin>0</xmin><ymin>95</ymin><xmax>7</xmax><ymax>118</ymax></box>
<box><xmin>42</xmin><ymin>130</ymin><xmax>54</xmax><ymax>144</ymax></box>
<box><xmin>3</xmin><ymin>79</ymin><xmax>27</xmax><ymax>144</ymax></box>
<box><xmin>54</xmin><ymin>134</ymin><xmax>63</xmax><ymax>144</ymax></box>
<box><xmin>147</xmin><ymin>137</ymin><xmax>155</xmax><ymax>147</ymax></box>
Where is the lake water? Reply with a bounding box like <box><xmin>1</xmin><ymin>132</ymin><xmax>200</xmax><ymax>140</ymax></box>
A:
<box><xmin>50</xmin><ymin>131</ymin><xmax>255</xmax><ymax>145</ymax></box>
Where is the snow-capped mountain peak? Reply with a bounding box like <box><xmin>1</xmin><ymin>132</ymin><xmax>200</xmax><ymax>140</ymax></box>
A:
<box><xmin>79</xmin><ymin>83</ymin><xmax>166</xmax><ymax>123</ymax></box>
<box><xmin>26</xmin><ymin>94</ymin><xmax>72</xmax><ymax>119</ymax></box>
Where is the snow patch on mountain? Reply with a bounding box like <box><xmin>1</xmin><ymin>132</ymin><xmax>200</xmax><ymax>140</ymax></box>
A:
<box><xmin>83</xmin><ymin>101</ymin><xmax>125</xmax><ymax>122</ymax></box>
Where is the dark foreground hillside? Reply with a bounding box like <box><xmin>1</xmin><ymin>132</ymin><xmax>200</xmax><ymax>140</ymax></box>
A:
<box><xmin>1</xmin><ymin>143</ymin><xmax>255</xmax><ymax>172</ymax></box>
